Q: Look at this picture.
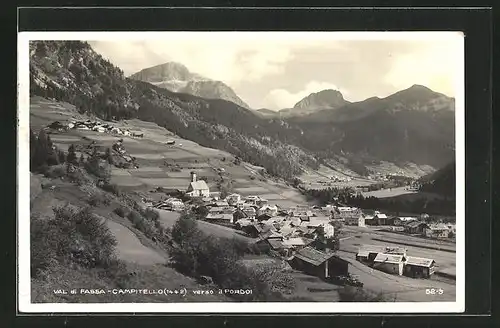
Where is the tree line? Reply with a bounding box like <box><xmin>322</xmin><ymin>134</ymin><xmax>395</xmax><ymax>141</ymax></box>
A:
<box><xmin>302</xmin><ymin>186</ymin><xmax>455</xmax><ymax>217</ymax></box>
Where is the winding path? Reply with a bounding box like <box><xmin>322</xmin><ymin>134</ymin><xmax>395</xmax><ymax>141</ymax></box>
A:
<box><xmin>105</xmin><ymin>219</ymin><xmax>166</xmax><ymax>265</ymax></box>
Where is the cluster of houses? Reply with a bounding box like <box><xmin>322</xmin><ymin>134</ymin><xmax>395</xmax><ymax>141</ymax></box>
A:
<box><xmin>144</xmin><ymin>171</ymin><xmax>451</xmax><ymax>282</ymax></box>
<box><xmin>339</xmin><ymin>209</ymin><xmax>455</xmax><ymax>239</ymax></box>
<box><xmin>356</xmin><ymin>245</ymin><xmax>436</xmax><ymax>279</ymax></box>
<box><xmin>64</xmin><ymin>120</ymin><xmax>144</xmax><ymax>138</ymax></box>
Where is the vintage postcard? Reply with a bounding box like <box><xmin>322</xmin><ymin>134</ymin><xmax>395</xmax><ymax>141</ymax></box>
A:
<box><xmin>18</xmin><ymin>31</ymin><xmax>464</xmax><ymax>313</ymax></box>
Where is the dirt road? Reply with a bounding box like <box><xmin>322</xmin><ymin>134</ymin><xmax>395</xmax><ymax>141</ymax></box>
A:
<box><xmin>105</xmin><ymin>219</ymin><xmax>166</xmax><ymax>266</ymax></box>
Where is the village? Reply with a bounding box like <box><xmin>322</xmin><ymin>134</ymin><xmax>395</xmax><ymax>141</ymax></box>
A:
<box><xmin>146</xmin><ymin>171</ymin><xmax>456</xmax><ymax>286</ymax></box>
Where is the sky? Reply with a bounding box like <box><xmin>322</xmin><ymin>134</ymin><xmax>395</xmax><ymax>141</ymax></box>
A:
<box><xmin>87</xmin><ymin>32</ymin><xmax>463</xmax><ymax>110</ymax></box>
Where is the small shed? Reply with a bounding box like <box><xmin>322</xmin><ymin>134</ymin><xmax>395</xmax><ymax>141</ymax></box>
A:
<box><xmin>373</xmin><ymin>253</ymin><xmax>405</xmax><ymax>276</ymax></box>
<box><xmin>404</xmin><ymin>256</ymin><xmax>436</xmax><ymax>279</ymax></box>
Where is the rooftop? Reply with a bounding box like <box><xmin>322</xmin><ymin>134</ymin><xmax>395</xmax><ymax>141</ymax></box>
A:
<box><xmin>399</xmin><ymin>217</ymin><xmax>418</xmax><ymax>221</ymax></box>
<box><xmin>428</xmin><ymin>223</ymin><xmax>450</xmax><ymax>230</ymax></box>
<box><xmin>374</xmin><ymin>253</ymin><xmax>405</xmax><ymax>264</ymax></box>
<box><xmin>405</xmin><ymin>256</ymin><xmax>436</xmax><ymax>267</ymax></box>
<box><xmin>283</xmin><ymin>237</ymin><xmax>314</xmax><ymax>247</ymax></box>
<box><xmin>294</xmin><ymin>246</ymin><xmax>337</xmax><ymax>266</ymax></box>
<box><xmin>406</xmin><ymin>220</ymin><xmax>428</xmax><ymax>228</ymax></box>
<box><xmin>189</xmin><ymin>180</ymin><xmax>209</xmax><ymax>191</ymax></box>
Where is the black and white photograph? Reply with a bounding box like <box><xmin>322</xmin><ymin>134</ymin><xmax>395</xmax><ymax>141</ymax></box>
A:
<box><xmin>18</xmin><ymin>31</ymin><xmax>464</xmax><ymax>313</ymax></box>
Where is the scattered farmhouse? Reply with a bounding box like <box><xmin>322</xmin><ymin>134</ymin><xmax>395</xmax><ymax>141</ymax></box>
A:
<box><xmin>186</xmin><ymin>172</ymin><xmax>210</xmax><ymax>197</ymax></box>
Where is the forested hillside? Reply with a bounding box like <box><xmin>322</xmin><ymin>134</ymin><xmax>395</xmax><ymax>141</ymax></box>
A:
<box><xmin>29</xmin><ymin>41</ymin><xmax>319</xmax><ymax>180</ymax></box>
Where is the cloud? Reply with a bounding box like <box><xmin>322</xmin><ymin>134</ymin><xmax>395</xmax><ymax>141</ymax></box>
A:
<box><xmin>263</xmin><ymin>81</ymin><xmax>348</xmax><ymax>110</ymax></box>
<box><xmin>383</xmin><ymin>39</ymin><xmax>462</xmax><ymax>97</ymax></box>
<box><xmin>89</xmin><ymin>38</ymin><xmax>295</xmax><ymax>86</ymax></box>
<box><xmin>86</xmin><ymin>33</ymin><xmax>463</xmax><ymax>109</ymax></box>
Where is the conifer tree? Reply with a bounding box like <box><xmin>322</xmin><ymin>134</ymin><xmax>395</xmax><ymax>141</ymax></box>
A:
<box><xmin>67</xmin><ymin>144</ymin><xmax>77</xmax><ymax>164</ymax></box>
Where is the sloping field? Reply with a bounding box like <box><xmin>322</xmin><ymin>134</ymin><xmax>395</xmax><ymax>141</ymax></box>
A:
<box><xmin>111</xmin><ymin>168</ymin><xmax>133</xmax><ymax>177</ymax></box>
<box><xmin>234</xmin><ymin>186</ymin><xmax>270</xmax><ymax>194</ymax></box>
<box><xmin>105</xmin><ymin>219</ymin><xmax>166</xmax><ymax>266</ymax></box>
<box><xmin>139</xmin><ymin>178</ymin><xmax>188</xmax><ymax>189</ymax></box>
<box><xmin>110</xmin><ymin>175</ymin><xmax>143</xmax><ymax>187</ymax></box>
<box><xmin>130</xmin><ymin>171</ymin><xmax>169</xmax><ymax>179</ymax></box>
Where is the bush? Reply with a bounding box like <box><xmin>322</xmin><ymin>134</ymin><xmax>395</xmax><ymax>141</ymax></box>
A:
<box><xmin>88</xmin><ymin>194</ymin><xmax>101</xmax><ymax>206</ymax></box>
<box><xmin>44</xmin><ymin>165</ymin><xmax>66</xmax><ymax>179</ymax></box>
<box><xmin>141</xmin><ymin>208</ymin><xmax>160</xmax><ymax>222</ymax></box>
<box><xmin>84</xmin><ymin>154</ymin><xmax>111</xmax><ymax>182</ymax></box>
<box><xmin>113</xmin><ymin>207</ymin><xmax>127</xmax><ymax>218</ymax></box>
<box><xmin>127</xmin><ymin>210</ymin><xmax>142</xmax><ymax>226</ymax></box>
<box><xmin>67</xmin><ymin>166</ymin><xmax>94</xmax><ymax>186</ymax></box>
<box><xmin>31</xmin><ymin>206</ymin><xmax>117</xmax><ymax>276</ymax></box>
<box><xmin>101</xmin><ymin>182</ymin><xmax>121</xmax><ymax>196</ymax></box>
<box><xmin>102</xmin><ymin>196</ymin><xmax>112</xmax><ymax>206</ymax></box>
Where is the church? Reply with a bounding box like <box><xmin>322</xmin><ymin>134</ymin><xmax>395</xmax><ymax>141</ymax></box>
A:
<box><xmin>186</xmin><ymin>171</ymin><xmax>210</xmax><ymax>197</ymax></box>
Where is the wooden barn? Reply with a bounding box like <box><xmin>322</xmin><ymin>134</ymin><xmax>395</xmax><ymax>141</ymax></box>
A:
<box><xmin>288</xmin><ymin>247</ymin><xmax>349</xmax><ymax>279</ymax></box>
<box><xmin>404</xmin><ymin>256</ymin><xmax>436</xmax><ymax>279</ymax></box>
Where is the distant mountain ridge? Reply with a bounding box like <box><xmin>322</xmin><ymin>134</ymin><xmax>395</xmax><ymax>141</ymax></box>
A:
<box><xmin>129</xmin><ymin>62</ymin><xmax>250</xmax><ymax>109</ymax></box>
<box><xmin>29</xmin><ymin>41</ymin><xmax>455</xmax><ymax>180</ymax></box>
<box><xmin>286</xmin><ymin>84</ymin><xmax>455</xmax><ymax>172</ymax></box>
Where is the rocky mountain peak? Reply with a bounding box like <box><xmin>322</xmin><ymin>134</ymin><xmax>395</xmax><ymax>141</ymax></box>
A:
<box><xmin>293</xmin><ymin>89</ymin><xmax>348</xmax><ymax>110</ymax></box>
<box><xmin>129</xmin><ymin>62</ymin><xmax>250</xmax><ymax>108</ymax></box>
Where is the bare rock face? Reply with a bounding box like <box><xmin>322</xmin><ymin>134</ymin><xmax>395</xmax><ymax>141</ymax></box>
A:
<box><xmin>130</xmin><ymin>62</ymin><xmax>250</xmax><ymax>109</ymax></box>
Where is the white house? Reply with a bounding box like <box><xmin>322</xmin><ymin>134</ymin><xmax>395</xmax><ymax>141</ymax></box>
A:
<box><xmin>165</xmin><ymin>198</ymin><xmax>184</xmax><ymax>211</ymax></box>
<box><xmin>425</xmin><ymin>224</ymin><xmax>451</xmax><ymax>239</ymax></box>
<box><xmin>335</xmin><ymin>206</ymin><xmax>362</xmax><ymax>219</ymax></box>
<box><xmin>373</xmin><ymin>253</ymin><xmax>405</xmax><ymax>276</ymax></box>
<box><xmin>186</xmin><ymin>172</ymin><xmax>210</xmax><ymax>197</ymax></box>
<box><xmin>226</xmin><ymin>193</ymin><xmax>241</xmax><ymax>205</ymax></box>
<box><xmin>320</xmin><ymin>222</ymin><xmax>335</xmax><ymax>238</ymax></box>
<box><xmin>258</xmin><ymin>204</ymin><xmax>278</xmax><ymax>217</ymax></box>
